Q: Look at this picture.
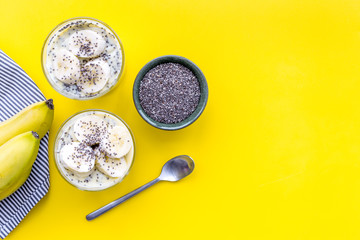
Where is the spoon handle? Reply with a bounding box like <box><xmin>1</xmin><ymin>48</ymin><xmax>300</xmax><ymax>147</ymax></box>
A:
<box><xmin>86</xmin><ymin>178</ymin><xmax>161</xmax><ymax>221</ymax></box>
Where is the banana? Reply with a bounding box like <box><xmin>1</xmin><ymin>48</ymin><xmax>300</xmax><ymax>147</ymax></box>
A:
<box><xmin>73</xmin><ymin>115</ymin><xmax>108</xmax><ymax>145</ymax></box>
<box><xmin>0</xmin><ymin>131</ymin><xmax>40</xmax><ymax>200</ymax></box>
<box><xmin>60</xmin><ymin>142</ymin><xmax>95</xmax><ymax>178</ymax></box>
<box><xmin>68</xmin><ymin>30</ymin><xmax>106</xmax><ymax>58</ymax></box>
<box><xmin>54</xmin><ymin>48</ymin><xmax>81</xmax><ymax>84</ymax></box>
<box><xmin>0</xmin><ymin>99</ymin><xmax>54</xmax><ymax>146</ymax></box>
<box><xmin>78</xmin><ymin>59</ymin><xmax>110</xmax><ymax>94</ymax></box>
<box><xmin>100</xmin><ymin>125</ymin><xmax>132</xmax><ymax>158</ymax></box>
<box><xmin>96</xmin><ymin>154</ymin><xmax>128</xmax><ymax>178</ymax></box>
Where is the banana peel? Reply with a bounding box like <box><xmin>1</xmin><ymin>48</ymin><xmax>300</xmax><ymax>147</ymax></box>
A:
<box><xmin>0</xmin><ymin>99</ymin><xmax>54</xmax><ymax>146</ymax></box>
<box><xmin>0</xmin><ymin>131</ymin><xmax>40</xmax><ymax>200</ymax></box>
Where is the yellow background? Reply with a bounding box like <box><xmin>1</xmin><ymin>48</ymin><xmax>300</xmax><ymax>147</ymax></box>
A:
<box><xmin>2</xmin><ymin>0</ymin><xmax>360</xmax><ymax>239</ymax></box>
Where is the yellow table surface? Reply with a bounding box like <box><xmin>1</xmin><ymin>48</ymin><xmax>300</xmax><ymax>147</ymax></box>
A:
<box><xmin>2</xmin><ymin>0</ymin><xmax>360</xmax><ymax>239</ymax></box>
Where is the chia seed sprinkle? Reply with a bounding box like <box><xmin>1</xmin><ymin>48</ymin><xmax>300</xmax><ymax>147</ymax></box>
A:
<box><xmin>139</xmin><ymin>63</ymin><xmax>200</xmax><ymax>124</ymax></box>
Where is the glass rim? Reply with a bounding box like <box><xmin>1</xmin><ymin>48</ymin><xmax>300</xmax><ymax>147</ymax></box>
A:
<box><xmin>53</xmin><ymin>109</ymin><xmax>136</xmax><ymax>191</ymax></box>
<box><xmin>41</xmin><ymin>16</ymin><xmax>125</xmax><ymax>100</ymax></box>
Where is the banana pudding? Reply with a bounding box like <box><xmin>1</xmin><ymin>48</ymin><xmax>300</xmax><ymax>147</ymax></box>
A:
<box><xmin>54</xmin><ymin>110</ymin><xmax>134</xmax><ymax>191</ymax></box>
<box><xmin>42</xmin><ymin>17</ymin><xmax>124</xmax><ymax>100</ymax></box>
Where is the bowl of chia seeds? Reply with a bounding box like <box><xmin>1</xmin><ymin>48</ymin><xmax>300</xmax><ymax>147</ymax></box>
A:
<box><xmin>133</xmin><ymin>55</ymin><xmax>208</xmax><ymax>130</ymax></box>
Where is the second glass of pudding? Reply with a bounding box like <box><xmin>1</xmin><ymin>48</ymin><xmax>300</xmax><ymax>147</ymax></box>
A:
<box><xmin>42</xmin><ymin>17</ymin><xmax>125</xmax><ymax>100</ymax></box>
<box><xmin>54</xmin><ymin>110</ymin><xmax>135</xmax><ymax>191</ymax></box>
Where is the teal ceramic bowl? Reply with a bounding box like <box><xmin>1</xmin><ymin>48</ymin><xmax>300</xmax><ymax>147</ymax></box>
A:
<box><xmin>133</xmin><ymin>55</ymin><xmax>208</xmax><ymax>130</ymax></box>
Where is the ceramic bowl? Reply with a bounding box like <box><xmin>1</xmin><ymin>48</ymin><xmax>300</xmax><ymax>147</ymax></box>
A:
<box><xmin>133</xmin><ymin>55</ymin><xmax>208</xmax><ymax>130</ymax></box>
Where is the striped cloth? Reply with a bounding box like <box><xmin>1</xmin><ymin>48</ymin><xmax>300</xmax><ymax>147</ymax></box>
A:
<box><xmin>0</xmin><ymin>50</ymin><xmax>50</xmax><ymax>239</ymax></box>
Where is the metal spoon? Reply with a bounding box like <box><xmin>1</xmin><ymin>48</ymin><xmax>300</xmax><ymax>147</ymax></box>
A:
<box><xmin>86</xmin><ymin>155</ymin><xmax>195</xmax><ymax>221</ymax></box>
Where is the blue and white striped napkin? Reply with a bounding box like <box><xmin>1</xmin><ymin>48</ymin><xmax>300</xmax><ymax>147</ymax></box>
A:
<box><xmin>0</xmin><ymin>50</ymin><xmax>50</xmax><ymax>239</ymax></box>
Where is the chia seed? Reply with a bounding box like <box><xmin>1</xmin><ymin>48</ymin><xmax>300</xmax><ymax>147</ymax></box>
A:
<box><xmin>139</xmin><ymin>63</ymin><xmax>200</xmax><ymax>124</ymax></box>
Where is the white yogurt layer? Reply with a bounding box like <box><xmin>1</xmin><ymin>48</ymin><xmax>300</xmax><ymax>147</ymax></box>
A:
<box><xmin>45</xmin><ymin>18</ymin><xmax>123</xmax><ymax>99</ymax></box>
<box><xmin>55</xmin><ymin>111</ymin><xmax>134</xmax><ymax>191</ymax></box>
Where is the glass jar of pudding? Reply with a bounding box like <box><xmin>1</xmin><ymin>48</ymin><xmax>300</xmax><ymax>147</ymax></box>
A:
<box><xmin>41</xmin><ymin>17</ymin><xmax>125</xmax><ymax>100</ymax></box>
<box><xmin>54</xmin><ymin>109</ymin><xmax>135</xmax><ymax>191</ymax></box>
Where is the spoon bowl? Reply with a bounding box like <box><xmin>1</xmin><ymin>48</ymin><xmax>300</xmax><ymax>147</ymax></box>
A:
<box><xmin>159</xmin><ymin>155</ymin><xmax>195</xmax><ymax>181</ymax></box>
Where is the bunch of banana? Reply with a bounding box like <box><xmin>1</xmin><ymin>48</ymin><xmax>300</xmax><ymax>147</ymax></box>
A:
<box><xmin>0</xmin><ymin>99</ymin><xmax>54</xmax><ymax>200</ymax></box>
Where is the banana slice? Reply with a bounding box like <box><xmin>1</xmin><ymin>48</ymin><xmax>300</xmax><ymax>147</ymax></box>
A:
<box><xmin>78</xmin><ymin>59</ymin><xmax>110</xmax><ymax>94</ymax></box>
<box><xmin>54</xmin><ymin>48</ymin><xmax>80</xmax><ymax>84</ymax></box>
<box><xmin>100</xmin><ymin>125</ymin><xmax>132</xmax><ymax>158</ymax></box>
<box><xmin>96</xmin><ymin>154</ymin><xmax>128</xmax><ymax>178</ymax></box>
<box><xmin>60</xmin><ymin>142</ymin><xmax>95</xmax><ymax>177</ymax></box>
<box><xmin>73</xmin><ymin>115</ymin><xmax>108</xmax><ymax>145</ymax></box>
<box><xmin>68</xmin><ymin>30</ymin><xmax>106</xmax><ymax>58</ymax></box>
